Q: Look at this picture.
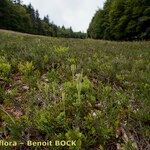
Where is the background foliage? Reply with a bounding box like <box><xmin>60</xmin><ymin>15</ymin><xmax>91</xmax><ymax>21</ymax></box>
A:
<box><xmin>87</xmin><ymin>0</ymin><xmax>150</xmax><ymax>40</ymax></box>
<box><xmin>0</xmin><ymin>0</ymin><xmax>86</xmax><ymax>39</ymax></box>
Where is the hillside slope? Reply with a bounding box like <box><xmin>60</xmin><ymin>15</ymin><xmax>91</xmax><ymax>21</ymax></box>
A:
<box><xmin>0</xmin><ymin>30</ymin><xmax>150</xmax><ymax>149</ymax></box>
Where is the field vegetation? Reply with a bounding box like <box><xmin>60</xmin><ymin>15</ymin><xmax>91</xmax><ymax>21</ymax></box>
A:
<box><xmin>0</xmin><ymin>30</ymin><xmax>150</xmax><ymax>149</ymax></box>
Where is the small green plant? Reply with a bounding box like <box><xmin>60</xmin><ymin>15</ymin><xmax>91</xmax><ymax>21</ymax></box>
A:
<box><xmin>18</xmin><ymin>61</ymin><xmax>35</xmax><ymax>76</ymax></box>
<box><xmin>0</xmin><ymin>56</ymin><xmax>11</xmax><ymax>77</ymax></box>
<box><xmin>65</xmin><ymin>129</ymin><xmax>84</xmax><ymax>150</ymax></box>
<box><xmin>71</xmin><ymin>64</ymin><xmax>76</xmax><ymax>80</ymax></box>
<box><xmin>54</xmin><ymin>46</ymin><xmax>69</xmax><ymax>54</ymax></box>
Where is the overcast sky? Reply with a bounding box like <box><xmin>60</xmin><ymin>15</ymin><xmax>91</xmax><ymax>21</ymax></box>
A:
<box><xmin>23</xmin><ymin>0</ymin><xmax>105</xmax><ymax>32</ymax></box>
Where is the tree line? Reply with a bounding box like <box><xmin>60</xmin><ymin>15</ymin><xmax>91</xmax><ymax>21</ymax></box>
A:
<box><xmin>87</xmin><ymin>0</ymin><xmax>150</xmax><ymax>40</ymax></box>
<box><xmin>0</xmin><ymin>0</ymin><xmax>86</xmax><ymax>39</ymax></box>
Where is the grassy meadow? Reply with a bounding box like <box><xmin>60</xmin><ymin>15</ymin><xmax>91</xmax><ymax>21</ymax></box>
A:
<box><xmin>0</xmin><ymin>30</ymin><xmax>150</xmax><ymax>150</ymax></box>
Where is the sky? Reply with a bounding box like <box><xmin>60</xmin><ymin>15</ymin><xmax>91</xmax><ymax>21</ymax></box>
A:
<box><xmin>23</xmin><ymin>0</ymin><xmax>105</xmax><ymax>32</ymax></box>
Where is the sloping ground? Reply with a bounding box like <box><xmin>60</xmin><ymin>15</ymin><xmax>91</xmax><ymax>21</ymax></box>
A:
<box><xmin>0</xmin><ymin>30</ymin><xmax>150</xmax><ymax>150</ymax></box>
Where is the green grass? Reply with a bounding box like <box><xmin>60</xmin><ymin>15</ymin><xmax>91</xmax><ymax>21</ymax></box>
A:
<box><xmin>0</xmin><ymin>29</ymin><xmax>150</xmax><ymax>150</ymax></box>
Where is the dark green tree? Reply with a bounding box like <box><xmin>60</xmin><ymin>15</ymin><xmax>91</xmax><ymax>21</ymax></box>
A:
<box><xmin>88</xmin><ymin>0</ymin><xmax>150</xmax><ymax>40</ymax></box>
